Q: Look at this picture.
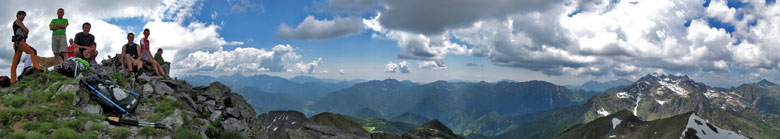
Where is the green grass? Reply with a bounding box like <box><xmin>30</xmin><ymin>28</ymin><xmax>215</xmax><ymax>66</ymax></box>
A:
<box><xmin>206</xmin><ymin>124</ymin><xmax>221</xmax><ymax>138</ymax></box>
<box><xmin>89</xmin><ymin>122</ymin><xmax>106</xmax><ymax>132</ymax></box>
<box><xmin>22</xmin><ymin>121</ymin><xmax>55</xmax><ymax>133</ymax></box>
<box><xmin>109</xmin><ymin>127</ymin><xmax>131</xmax><ymax>139</ymax></box>
<box><xmin>52</xmin><ymin>128</ymin><xmax>81</xmax><ymax>139</ymax></box>
<box><xmin>140</xmin><ymin>126</ymin><xmax>163</xmax><ymax>136</ymax></box>
<box><xmin>0</xmin><ymin>71</ymin><xmax>104</xmax><ymax>139</ymax></box>
<box><xmin>110</xmin><ymin>73</ymin><xmax>128</xmax><ymax>87</ymax></box>
<box><xmin>24</xmin><ymin>132</ymin><xmax>47</xmax><ymax>139</ymax></box>
<box><xmin>174</xmin><ymin>127</ymin><xmax>202</xmax><ymax>139</ymax></box>
<box><xmin>147</xmin><ymin>97</ymin><xmax>180</xmax><ymax>122</ymax></box>
<box><xmin>4</xmin><ymin>96</ymin><xmax>27</xmax><ymax>107</ymax></box>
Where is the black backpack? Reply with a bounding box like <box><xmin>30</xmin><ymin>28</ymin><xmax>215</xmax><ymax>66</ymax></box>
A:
<box><xmin>17</xmin><ymin>66</ymin><xmax>36</xmax><ymax>80</ymax></box>
<box><xmin>58</xmin><ymin>58</ymin><xmax>88</xmax><ymax>77</ymax></box>
<box><xmin>0</xmin><ymin>76</ymin><xmax>10</xmax><ymax>88</ymax></box>
<box><xmin>82</xmin><ymin>74</ymin><xmax>142</xmax><ymax>116</ymax></box>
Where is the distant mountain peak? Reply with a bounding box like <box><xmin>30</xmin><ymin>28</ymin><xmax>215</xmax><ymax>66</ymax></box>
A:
<box><xmin>639</xmin><ymin>73</ymin><xmax>691</xmax><ymax>83</ymax></box>
<box><xmin>757</xmin><ymin>79</ymin><xmax>777</xmax><ymax>86</ymax></box>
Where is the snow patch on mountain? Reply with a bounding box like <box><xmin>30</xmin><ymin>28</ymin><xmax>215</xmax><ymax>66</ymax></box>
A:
<box><xmin>597</xmin><ymin>108</ymin><xmax>610</xmax><ymax>116</ymax></box>
<box><xmin>611</xmin><ymin>118</ymin><xmax>621</xmax><ymax>129</ymax></box>
<box><xmin>658</xmin><ymin>81</ymin><xmax>688</xmax><ymax>97</ymax></box>
<box><xmin>633</xmin><ymin>94</ymin><xmax>642</xmax><ymax>116</ymax></box>
<box><xmin>656</xmin><ymin>99</ymin><xmax>666</xmax><ymax>105</ymax></box>
<box><xmin>681</xmin><ymin>113</ymin><xmax>748</xmax><ymax>139</ymax></box>
<box><xmin>617</xmin><ymin>92</ymin><xmax>630</xmax><ymax>99</ymax></box>
<box><xmin>704</xmin><ymin>89</ymin><xmax>720</xmax><ymax>99</ymax></box>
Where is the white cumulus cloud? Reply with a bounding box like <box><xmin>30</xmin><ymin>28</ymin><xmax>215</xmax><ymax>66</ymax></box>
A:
<box><xmin>278</xmin><ymin>16</ymin><xmax>363</xmax><ymax>40</ymax></box>
<box><xmin>176</xmin><ymin>44</ymin><xmax>322</xmax><ymax>74</ymax></box>
<box><xmin>385</xmin><ymin>61</ymin><xmax>411</xmax><ymax>73</ymax></box>
<box><xmin>418</xmin><ymin>61</ymin><xmax>447</xmax><ymax>70</ymax></box>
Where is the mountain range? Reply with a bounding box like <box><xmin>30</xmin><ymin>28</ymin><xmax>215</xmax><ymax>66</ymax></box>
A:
<box><xmin>182</xmin><ymin>74</ymin><xmax>359</xmax><ymax>101</ymax></box>
<box><xmin>179</xmin><ymin>73</ymin><xmax>780</xmax><ymax>138</ymax></box>
<box><xmin>494</xmin><ymin>73</ymin><xmax>780</xmax><ymax>139</ymax></box>
<box><xmin>565</xmin><ymin>78</ymin><xmax>633</xmax><ymax>92</ymax></box>
<box><xmin>556</xmin><ymin>110</ymin><xmax>748</xmax><ymax>139</ymax></box>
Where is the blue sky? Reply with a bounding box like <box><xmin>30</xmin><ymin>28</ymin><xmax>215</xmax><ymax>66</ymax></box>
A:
<box><xmin>2</xmin><ymin>0</ymin><xmax>780</xmax><ymax>87</ymax></box>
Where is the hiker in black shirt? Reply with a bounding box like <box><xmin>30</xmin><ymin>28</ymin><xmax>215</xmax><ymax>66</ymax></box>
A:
<box><xmin>74</xmin><ymin>22</ymin><xmax>98</xmax><ymax>62</ymax></box>
<box><xmin>121</xmin><ymin>33</ymin><xmax>142</xmax><ymax>72</ymax></box>
<box><xmin>9</xmin><ymin>11</ymin><xmax>42</xmax><ymax>83</ymax></box>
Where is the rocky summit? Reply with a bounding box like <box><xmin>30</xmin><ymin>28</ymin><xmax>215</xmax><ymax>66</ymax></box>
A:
<box><xmin>0</xmin><ymin>54</ymin><xmax>462</xmax><ymax>139</ymax></box>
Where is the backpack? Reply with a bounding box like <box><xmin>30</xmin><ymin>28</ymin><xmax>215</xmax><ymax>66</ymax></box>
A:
<box><xmin>82</xmin><ymin>74</ymin><xmax>142</xmax><ymax>116</ymax></box>
<box><xmin>0</xmin><ymin>76</ymin><xmax>10</xmax><ymax>88</ymax></box>
<box><xmin>58</xmin><ymin>57</ymin><xmax>89</xmax><ymax>77</ymax></box>
<box><xmin>17</xmin><ymin>66</ymin><xmax>36</xmax><ymax>80</ymax></box>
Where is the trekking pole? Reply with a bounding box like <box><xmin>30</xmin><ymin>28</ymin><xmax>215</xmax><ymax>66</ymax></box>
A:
<box><xmin>125</xmin><ymin>89</ymin><xmax>143</xmax><ymax>98</ymax></box>
<box><xmin>107</xmin><ymin>116</ymin><xmax>166</xmax><ymax>129</ymax></box>
<box><xmin>82</xmin><ymin>80</ymin><xmax>131</xmax><ymax>116</ymax></box>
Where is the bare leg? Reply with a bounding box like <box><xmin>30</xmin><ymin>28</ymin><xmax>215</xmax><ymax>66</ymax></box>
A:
<box><xmin>90</xmin><ymin>49</ymin><xmax>99</xmax><ymax>61</ymax></box>
<box><xmin>123</xmin><ymin>54</ymin><xmax>133</xmax><ymax>71</ymax></box>
<box><xmin>150</xmin><ymin>60</ymin><xmax>165</xmax><ymax>77</ymax></box>
<box><xmin>134</xmin><ymin>59</ymin><xmax>143</xmax><ymax>71</ymax></box>
<box><xmin>74</xmin><ymin>48</ymin><xmax>83</xmax><ymax>59</ymax></box>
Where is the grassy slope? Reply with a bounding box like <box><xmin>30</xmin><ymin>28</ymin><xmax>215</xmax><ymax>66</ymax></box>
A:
<box><xmin>0</xmin><ymin>71</ymin><xmax>212</xmax><ymax>138</ymax></box>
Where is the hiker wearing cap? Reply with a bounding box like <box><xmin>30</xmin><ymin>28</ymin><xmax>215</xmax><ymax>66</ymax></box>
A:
<box><xmin>10</xmin><ymin>10</ymin><xmax>43</xmax><ymax>83</ymax></box>
<box><xmin>121</xmin><ymin>33</ymin><xmax>143</xmax><ymax>72</ymax></box>
<box><xmin>50</xmin><ymin>8</ymin><xmax>68</xmax><ymax>61</ymax></box>
<box><xmin>73</xmin><ymin>22</ymin><xmax>98</xmax><ymax>62</ymax></box>
<box><xmin>139</xmin><ymin>29</ymin><xmax>167</xmax><ymax>77</ymax></box>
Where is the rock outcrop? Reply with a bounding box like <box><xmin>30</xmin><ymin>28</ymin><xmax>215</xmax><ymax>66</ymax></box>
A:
<box><xmin>0</xmin><ymin>54</ymin><xmax>465</xmax><ymax>139</ymax></box>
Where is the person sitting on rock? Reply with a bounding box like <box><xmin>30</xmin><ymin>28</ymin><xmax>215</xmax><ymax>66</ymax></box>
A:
<box><xmin>65</xmin><ymin>38</ymin><xmax>75</xmax><ymax>59</ymax></box>
<box><xmin>154</xmin><ymin>48</ymin><xmax>169</xmax><ymax>65</ymax></box>
<box><xmin>154</xmin><ymin>48</ymin><xmax>170</xmax><ymax>75</ymax></box>
<box><xmin>120</xmin><ymin>33</ymin><xmax>142</xmax><ymax>72</ymax></box>
<box><xmin>73</xmin><ymin>22</ymin><xmax>98</xmax><ymax>62</ymax></box>
<box><xmin>139</xmin><ymin>28</ymin><xmax>167</xmax><ymax>77</ymax></box>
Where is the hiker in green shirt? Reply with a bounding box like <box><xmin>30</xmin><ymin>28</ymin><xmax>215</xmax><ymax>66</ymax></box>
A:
<box><xmin>153</xmin><ymin>48</ymin><xmax>168</xmax><ymax>65</ymax></box>
<box><xmin>49</xmin><ymin>8</ymin><xmax>68</xmax><ymax>60</ymax></box>
<box><xmin>154</xmin><ymin>48</ymin><xmax>170</xmax><ymax>76</ymax></box>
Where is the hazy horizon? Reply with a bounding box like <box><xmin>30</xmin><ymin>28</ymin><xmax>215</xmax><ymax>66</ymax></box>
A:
<box><xmin>2</xmin><ymin>0</ymin><xmax>779</xmax><ymax>89</ymax></box>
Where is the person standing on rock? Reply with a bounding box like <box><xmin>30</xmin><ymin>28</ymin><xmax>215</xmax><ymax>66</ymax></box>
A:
<box><xmin>121</xmin><ymin>33</ymin><xmax>142</xmax><ymax>72</ymax></box>
<box><xmin>139</xmin><ymin>28</ymin><xmax>167</xmax><ymax>77</ymax></box>
<box><xmin>10</xmin><ymin>10</ymin><xmax>42</xmax><ymax>83</ymax></box>
<box><xmin>49</xmin><ymin>8</ymin><xmax>68</xmax><ymax>61</ymax></box>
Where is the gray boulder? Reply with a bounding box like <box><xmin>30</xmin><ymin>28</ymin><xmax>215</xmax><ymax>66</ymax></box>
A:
<box><xmin>225</xmin><ymin>107</ymin><xmax>241</xmax><ymax>118</ymax></box>
<box><xmin>222</xmin><ymin>117</ymin><xmax>246</xmax><ymax>132</ymax></box>
<box><xmin>155</xmin><ymin>83</ymin><xmax>174</xmax><ymax>96</ymax></box>
<box><xmin>82</xmin><ymin>104</ymin><xmax>102</xmax><ymax>114</ymax></box>
<box><xmin>57</xmin><ymin>84</ymin><xmax>80</xmax><ymax>105</ymax></box>
<box><xmin>160</xmin><ymin>109</ymin><xmax>183</xmax><ymax>129</ymax></box>
<box><xmin>137</xmin><ymin>73</ymin><xmax>152</xmax><ymax>84</ymax></box>
<box><xmin>209</xmin><ymin>110</ymin><xmax>223</xmax><ymax>122</ymax></box>
<box><xmin>196</xmin><ymin>95</ymin><xmax>207</xmax><ymax>102</ymax></box>
<box><xmin>143</xmin><ymin>84</ymin><xmax>154</xmax><ymax>97</ymax></box>
<box><xmin>205</xmin><ymin>82</ymin><xmax>230</xmax><ymax>101</ymax></box>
